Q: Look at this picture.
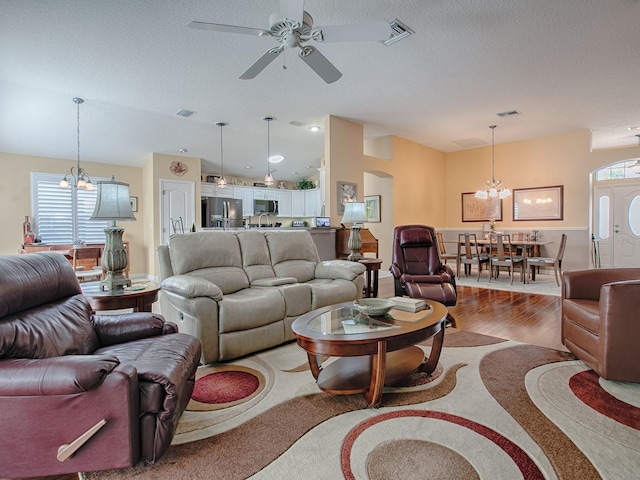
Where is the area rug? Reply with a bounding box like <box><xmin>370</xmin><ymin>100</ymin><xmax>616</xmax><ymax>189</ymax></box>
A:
<box><xmin>87</xmin><ymin>330</ymin><xmax>640</xmax><ymax>479</ymax></box>
<box><xmin>456</xmin><ymin>271</ymin><xmax>561</xmax><ymax>296</ymax></box>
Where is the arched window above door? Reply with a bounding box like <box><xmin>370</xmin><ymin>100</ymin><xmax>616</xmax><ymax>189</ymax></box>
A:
<box><xmin>596</xmin><ymin>159</ymin><xmax>640</xmax><ymax>181</ymax></box>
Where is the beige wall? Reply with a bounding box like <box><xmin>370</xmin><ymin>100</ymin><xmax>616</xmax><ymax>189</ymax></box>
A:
<box><xmin>0</xmin><ymin>152</ymin><xmax>146</xmax><ymax>272</ymax></box>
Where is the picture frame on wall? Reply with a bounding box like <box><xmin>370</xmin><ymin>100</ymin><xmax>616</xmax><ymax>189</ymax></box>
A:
<box><xmin>129</xmin><ymin>196</ymin><xmax>138</xmax><ymax>212</ymax></box>
<box><xmin>461</xmin><ymin>192</ymin><xmax>502</xmax><ymax>222</ymax></box>
<box><xmin>513</xmin><ymin>185</ymin><xmax>564</xmax><ymax>221</ymax></box>
<box><xmin>337</xmin><ymin>181</ymin><xmax>357</xmax><ymax>215</ymax></box>
<box><xmin>364</xmin><ymin>195</ymin><xmax>381</xmax><ymax>222</ymax></box>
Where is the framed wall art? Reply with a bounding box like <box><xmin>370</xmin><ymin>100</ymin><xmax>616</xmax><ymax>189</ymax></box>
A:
<box><xmin>461</xmin><ymin>192</ymin><xmax>502</xmax><ymax>222</ymax></box>
<box><xmin>364</xmin><ymin>195</ymin><xmax>381</xmax><ymax>222</ymax></box>
<box><xmin>513</xmin><ymin>185</ymin><xmax>564</xmax><ymax>221</ymax></box>
<box><xmin>337</xmin><ymin>181</ymin><xmax>357</xmax><ymax>215</ymax></box>
<box><xmin>129</xmin><ymin>196</ymin><xmax>138</xmax><ymax>212</ymax></box>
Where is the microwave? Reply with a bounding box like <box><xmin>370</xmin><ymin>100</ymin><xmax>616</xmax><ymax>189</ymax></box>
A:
<box><xmin>254</xmin><ymin>199</ymin><xmax>278</xmax><ymax>214</ymax></box>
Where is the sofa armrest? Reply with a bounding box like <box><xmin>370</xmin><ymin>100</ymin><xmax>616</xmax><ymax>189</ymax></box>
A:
<box><xmin>93</xmin><ymin>312</ymin><xmax>168</xmax><ymax>346</ymax></box>
<box><xmin>315</xmin><ymin>260</ymin><xmax>366</xmax><ymax>281</ymax></box>
<box><xmin>563</xmin><ymin>268</ymin><xmax>640</xmax><ymax>301</ymax></box>
<box><xmin>251</xmin><ymin>277</ymin><xmax>298</xmax><ymax>287</ymax></box>
<box><xmin>161</xmin><ymin>275</ymin><xmax>223</xmax><ymax>301</ymax></box>
<box><xmin>0</xmin><ymin>355</ymin><xmax>120</xmax><ymax>396</ymax></box>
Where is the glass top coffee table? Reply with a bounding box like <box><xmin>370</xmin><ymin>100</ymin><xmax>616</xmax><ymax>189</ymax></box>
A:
<box><xmin>291</xmin><ymin>300</ymin><xmax>448</xmax><ymax>407</ymax></box>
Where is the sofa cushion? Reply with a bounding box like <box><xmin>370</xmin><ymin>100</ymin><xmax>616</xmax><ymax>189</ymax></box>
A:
<box><xmin>307</xmin><ymin>278</ymin><xmax>359</xmax><ymax>310</ymax></box>
<box><xmin>0</xmin><ymin>294</ymin><xmax>99</xmax><ymax>359</ymax></box>
<box><xmin>237</xmin><ymin>230</ymin><xmax>277</xmax><ymax>283</ymax></box>
<box><xmin>563</xmin><ymin>299</ymin><xmax>600</xmax><ymax>335</ymax></box>
<box><xmin>266</xmin><ymin>231</ymin><xmax>319</xmax><ymax>283</ymax></box>
<box><xmin>218</xmin><ymin>288</ymin><xmax>286</xmax><ymax>333</ymax></box>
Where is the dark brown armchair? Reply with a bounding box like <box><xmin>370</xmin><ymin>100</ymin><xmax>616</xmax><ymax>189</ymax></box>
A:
<box><xmin>562</xmin><ymin>267</ymin><xmax>640</xmax><ymax>382</ymax></box>
<box><xmin>390</xmin><ymin>225</ymin><xmax>457</xmax><ymax>307</ymax></box>
<box><xmin>0</xmin><ymin>252</ymin><xmax>202</xmax><ymax>478</ymax></box>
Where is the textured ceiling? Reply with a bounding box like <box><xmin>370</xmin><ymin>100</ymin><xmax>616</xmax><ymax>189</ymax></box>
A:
<box><xmin>2</xmin><ymin>0</ymin><xmax>640</xmax><ymax>181</ymax></box>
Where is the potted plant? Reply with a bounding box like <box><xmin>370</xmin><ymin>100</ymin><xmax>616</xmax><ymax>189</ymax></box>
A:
<box><xmin>298</xmin><ymin>178</ymin><xmax>315</xmax><ymax>190</ymax></box>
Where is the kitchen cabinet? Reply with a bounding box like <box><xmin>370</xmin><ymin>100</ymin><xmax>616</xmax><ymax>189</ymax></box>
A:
<box><xmin>277</xmin><ymin>190</ymin><xmax>292</xmax><ymax>217</ymax></box>
<box><xmin>291</xmin><ymin>191</ymin><xmax>305</xmax><ymax>217</ymax></box>
<box><xmin>241</xmin><ymin>188</ymin><xmax>254</xmax><ymax>217</ymax></box>
<box><xmin>304</xmin><ymin>189</ymin><xmax>321</xmax><ymax>217</ymax></box>
<box><xmin>201</xmin><ymin>183</ymin><xmax>215</xmax><ymax>197</ymax></box>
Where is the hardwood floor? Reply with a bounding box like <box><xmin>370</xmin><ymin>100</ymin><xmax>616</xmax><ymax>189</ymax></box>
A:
<box><xmin>378</xmin><ymin>275</ymin><xmax>567</xmax><ymax>352</ymax></box>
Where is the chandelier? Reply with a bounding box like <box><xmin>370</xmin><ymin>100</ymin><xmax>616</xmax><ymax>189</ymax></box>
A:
<box><xmin>59</xmin><ymin>97</ymin><xmax>94</xmax><ymax>190</ymax></box>
<box><xmin>216</xmin><ymin>122</ymin><xmax>228</xmax><ymax>188</ymax></box>
<box><xmin>263</xmin><ymin>116</ymin><xmax>275</xmax><ymax>186</ymax></box>
<box><xmin>475</xmin><ymin>125</ymin><xmax>511</xmax><ymax>199</ymax></box>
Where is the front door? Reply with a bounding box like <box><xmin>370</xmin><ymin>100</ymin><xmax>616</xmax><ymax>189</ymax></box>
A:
<box><xmin>593</xmin><ymin>184</ymin><xmax>640</xmax><ymax>267</ymax></box>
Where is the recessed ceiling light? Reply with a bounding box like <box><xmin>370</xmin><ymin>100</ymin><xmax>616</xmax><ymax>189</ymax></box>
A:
<box><xmin>178</xmin><ymin>148</ymin><xmax>188</xmax><ymax>153</ymax></box>
<box><xmin>269</xmin><ymin>155</ymin><xmax>284</xmax><ymax>163</ymax></box>
<box><xmin>628</xmin><ymin>126</ymin><xmax>640</xmax><ymax>131</ymax></box>
<box><xmin>245</xmin><ymin>165</ymin><xmax>254</xmax><ymax>169</ymax></box>
<box><xmin>290</xmin><ymin>171</ymin><xmax>298</xmax><ymax>175</ymax></box>
<box><xmin>308</xmin><ymin>125</ymin><xmax>321</xmax><ymax>132</ymax></box>
<box><xmin>305</xmin><ymin>165</ymin><xmax>314</xmax><ymax>169</ymax></box>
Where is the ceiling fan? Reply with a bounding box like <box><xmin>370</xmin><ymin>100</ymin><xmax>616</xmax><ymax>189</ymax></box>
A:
<box><xmin>188</xmin><ymin>0</ymin><xmax>391</xmax><ymax>84</ymax></box>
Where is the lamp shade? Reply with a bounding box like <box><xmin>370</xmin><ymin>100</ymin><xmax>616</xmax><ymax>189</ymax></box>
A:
<box><xmin>90</xmin><ymin>178</ymin><xmax>136</xmax><ymax>221</ymax></box>
<box><xmin>341</xmin><ymin>202</ymin><xmax>366</xmax><ymax>224</ymax></box>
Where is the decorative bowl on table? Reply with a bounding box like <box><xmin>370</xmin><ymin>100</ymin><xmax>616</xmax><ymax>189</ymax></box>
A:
<box><xmin>353</xmin><ymin>298</ymin><xmax>395</xmax><ymax>316</ymax></box>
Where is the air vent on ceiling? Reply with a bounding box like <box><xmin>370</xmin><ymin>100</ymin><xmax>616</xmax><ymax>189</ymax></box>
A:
<box><xmin>496</xmin><ymin>109</ymin><xmax>520</xmax><ymax>118</ymax></box>
<box><xmin>380</xmin><ymin>19</ymin><xmax>414</xmax><ymax>46</ymax></box>
<box><xmin>453</xmin><ymin>138</ymin><xmax>488</xmax><ymax>148</ymax></box>
<box><xmin>176</xmin><ymin>109</ymin><xmax>196</xmax><ymax>117</ymax></box>
<box><xmin>289</xmin><ymin>120</ymin><xmax>306</xmax><ymax>127</ymax></box>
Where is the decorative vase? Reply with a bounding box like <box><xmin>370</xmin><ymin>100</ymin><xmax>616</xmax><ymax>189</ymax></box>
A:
<box><xmin>23</xmin><ymin>216</ymin><xmax>34</xmax><ymax>244</ymax></box>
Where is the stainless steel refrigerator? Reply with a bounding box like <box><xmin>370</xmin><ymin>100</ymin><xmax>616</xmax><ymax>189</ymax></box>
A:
<box><xmin>202</xmin><ymin>197</ymin><xmax>244</xmax><ymax>229</ymax></box>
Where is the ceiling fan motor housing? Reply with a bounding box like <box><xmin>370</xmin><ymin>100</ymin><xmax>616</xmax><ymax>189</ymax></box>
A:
<box><xmin>269</xmin><ymin>11</ymin><xmax>313</xmax><ymax>40</ymax></box>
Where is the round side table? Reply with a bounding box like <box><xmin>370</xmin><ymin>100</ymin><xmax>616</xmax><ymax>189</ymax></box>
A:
<box><xmin>357</xmin><ymin>258</ymin><xmax>383</xmax><ymax>298</ymax></box>
<box><xmin>81</xmin><ymin>282</ymin><xmax>160</xmax><ymax>312</ymax></box>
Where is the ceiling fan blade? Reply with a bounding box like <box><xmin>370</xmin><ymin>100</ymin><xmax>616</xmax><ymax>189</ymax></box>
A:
<box><xmin>315</xmin><ymin>21</ymin><xmax>391</xmax><ymax>42</ymax></box>
<box><xmin>279</xmin><ymin>0</ymin><xmax>304</xmax><ymax>25</ymax></box>
<box><xmin>187</xmin><ymin>21</ymin><xmax>270</xmax><ymax>37</ymax></box>
<box><xmin>240</xmin><ymin>48</ymin><xmax>283</xmax><ymax>79</ymax></box>
<box><xmin>298</xmin><ymin>46</ymin><xmax>342</xmax><ymax>84</ymax></box>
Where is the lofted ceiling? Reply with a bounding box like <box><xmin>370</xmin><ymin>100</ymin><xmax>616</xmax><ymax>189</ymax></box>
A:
<box><xmin>2</xmin><ymin>0</ymin><xmax>640</xmax><ymax>182</ymax></box>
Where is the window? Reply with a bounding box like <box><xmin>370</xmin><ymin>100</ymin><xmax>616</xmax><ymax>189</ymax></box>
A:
<box><xmin>31</xmin><ymin>172</ymin><xmax>109</xmax><ymax>244</ymax></box>
<box><xmin>596</xmin><ymin>160</ymin><xmax>640</xmax><ymax>181</ymax></box>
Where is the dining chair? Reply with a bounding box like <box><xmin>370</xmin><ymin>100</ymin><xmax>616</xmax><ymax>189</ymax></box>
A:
<box><xmin>436</xmin><ymin>231</ymin><xmax>458</xmax><ymax>266</ymax></box>
<box><xmin>489</xmin><ymin>234</ymin><xmax>525</xmax><ymax>284</ymax></box>
<box><xmin>526</xmin><ymin>233</ymin><xmax>567</xmax><ymax>286</ymax></box>
<box><xmin>69</xmin><ymin>247</ymin><xmax>103</xmax><ymax>282</ymax></box>
<box><xmin>458</xmin><ymin>233</ymin><xmax>490</xmax><ymax>281</ymax></box>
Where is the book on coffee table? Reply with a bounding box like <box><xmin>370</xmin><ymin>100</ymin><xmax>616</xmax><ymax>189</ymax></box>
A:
<box><xmin>390</xmin><ymin>296</ymin><xmax>426</xmax><ymax>312</ymax></box>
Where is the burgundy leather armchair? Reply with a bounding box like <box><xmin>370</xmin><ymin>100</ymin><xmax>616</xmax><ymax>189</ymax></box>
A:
<box><xmin>0</xmin><ymin>252</ymin><xmax>201</xmax><ymax>478</ymax></box>
<box><xmin>562</xmin><ymin>268</ymin><xmax>640</xmax><ymax>382</ymax></box>
<box><xmin>390</xmin><ymin>225</ymin><xmax>457</xmax><ymax>307</ymax></box>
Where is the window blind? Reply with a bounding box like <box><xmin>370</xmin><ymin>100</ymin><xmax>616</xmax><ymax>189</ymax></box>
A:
<box><xmin>32</xmin><ymin>172</ymin><xmax>110</xmax><ymax>244</ymax></box>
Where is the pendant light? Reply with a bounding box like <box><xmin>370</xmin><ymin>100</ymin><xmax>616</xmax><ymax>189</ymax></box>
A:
<box><xmin>216</xmin><ymin>122</ymin><xmax>228</xmax><ymax>188</ymax></box>
<box><xmin>263</xmin><ymin>116</ymin><xmax>275</xmax><ymax>186</ymax></box>
<box><xmin>475</xmin><ymin>125</ymin><xmax>511</xmax><ymax>199</ymax></box>
<box><xmin>59</xmin><ymin>97</ymin><xmax>94</xmax><ymax>190</ymax></box>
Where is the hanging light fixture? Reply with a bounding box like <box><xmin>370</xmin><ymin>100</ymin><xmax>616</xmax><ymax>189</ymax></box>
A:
<box><xmin>59</xmin><ymin>97</ymin><xmax>94</xmax><ymax>191</ymax></box>
<box><xmin>475</xmin><ymin>125</ymin><xmax>511</xmax><ymax>199</ymax></box>
<box><xmin>216</xmin><ymin>122</ymin><xmax>228</xmax><ymax>188</ymax></box>
<box><xmin>263</xmin><ymin>116</ymin><xmax>275</xmax><ymax>186</ymax></box>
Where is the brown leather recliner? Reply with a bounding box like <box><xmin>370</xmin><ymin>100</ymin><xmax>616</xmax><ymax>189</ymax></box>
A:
<box><xmin>562</xmin><ymin>268</ymin><xmax>640</xmax><ymax>382</ymax></box>
<box><xmin>390</xmin><ymin>225</ymin><xmax>457</xmax><ymax>306</ymax></box>
<box><xmin>0</xmin><ymin>252</ymin><xmax>202</xmax><ymax>478</ymax></box>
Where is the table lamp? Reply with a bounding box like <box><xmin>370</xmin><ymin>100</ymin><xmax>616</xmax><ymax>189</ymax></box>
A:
<box><xmin>341</xmin><ymin>202</ymin><xmax>366</xmax><ymax>260</ymax></box>
<box><xmin>90</xmin><ymin>176</ymin><xmax>136</xmax><ymax>291</ymax></box>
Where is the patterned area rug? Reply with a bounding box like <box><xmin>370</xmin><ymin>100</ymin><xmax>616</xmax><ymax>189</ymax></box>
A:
<box><xmin>88</xmin><ymin>330</ymin><xmax>640</xmax><ymax>479</ymax></box>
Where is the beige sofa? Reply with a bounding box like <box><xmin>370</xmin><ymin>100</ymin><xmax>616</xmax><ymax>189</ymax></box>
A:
<box><xmin>157</xmin><ymin>230</ymin><xmax>366</xmax><ymax>364</ymax></box>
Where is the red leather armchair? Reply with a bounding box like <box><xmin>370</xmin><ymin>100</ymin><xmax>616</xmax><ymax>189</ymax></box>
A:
<box><xmin>562</xmin><ymin>268</ymin><xmax>640</xmax><ymax>382</ymax></box>
<box><xmin>0</xmin><ymin>252</ymin><xmax>201</xmax><ymax>478</ymax></box>
<box><xmin>390</xmin><ymin>225</ymin><xmax>457</xmax><ymax>306</ymax></box>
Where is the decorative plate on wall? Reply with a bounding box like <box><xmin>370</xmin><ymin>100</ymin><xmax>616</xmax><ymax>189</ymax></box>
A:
<box><xmin>170</xmin><ymin>161</ymin><xmax>188</xmax><ymax>176</ymax></box>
